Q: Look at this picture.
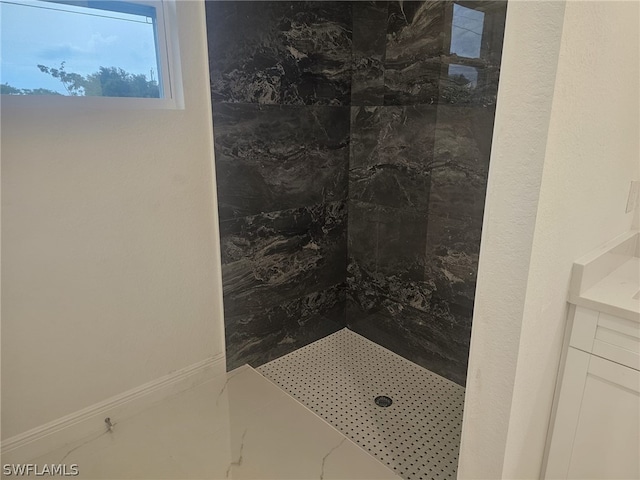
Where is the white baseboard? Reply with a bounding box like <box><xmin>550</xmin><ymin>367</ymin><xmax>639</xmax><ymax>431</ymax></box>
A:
<box><xmin>1</xmin><ymin>353</ymin><xmax>226</xmax><ymax>464</ymax></box>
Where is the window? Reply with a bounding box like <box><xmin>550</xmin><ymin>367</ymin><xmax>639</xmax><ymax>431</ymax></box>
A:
<box><xmin>450</xmin><ymin>3</ymin><xmax>485</xmax><ymax>59</ymax></box>
<box><xmin>0</xmin><ymin>0</ymin><xmax>179</xmax><ymax>102</ymax></box>
<box><xmin>445</xmin><ymin>3</ymin><xmax>485</xmax><ymax>91</ymax></box>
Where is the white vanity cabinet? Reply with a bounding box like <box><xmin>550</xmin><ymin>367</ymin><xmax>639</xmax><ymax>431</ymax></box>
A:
<box><xmin>545</xmin><ymin>307</ymin><xmax>639</xmax><ymax>479</ymax></box>
<box><xmin>544</xmin><ymin>231</ymin><xmax>640</xmax><ymax>480</ymax></box>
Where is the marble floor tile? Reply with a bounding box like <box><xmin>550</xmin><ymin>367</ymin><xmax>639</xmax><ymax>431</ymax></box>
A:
<box><xmin>228</xmin><ymin>386</ymin><xmax>399</xmax><ymax>480</ymax></box>
<box><xmin>29</xmin><ymin>366</ymin><xmax>398</xmax><ymax>480</ymax></box>
<box><xmin>259</xmin><ymin>329</ymin><xmax>465</xmax><ymax>479</ymax></box>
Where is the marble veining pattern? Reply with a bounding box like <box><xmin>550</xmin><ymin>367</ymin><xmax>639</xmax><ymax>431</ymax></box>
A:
<box><xmin>438</xmin><ymin>1</ymin><xmax>507</xmax><ymax>107</ymax></box>
<box><xmin>220</xmin><ymin>201</ymin><xmax>346</xmax><ymax>314</ymax></box>
<box><xmin>428</xmin><ymin>105</ymin><xmax>495</xmax><ymax>220</ymax></box>
<box><xmin>351</xmin><ymin>2</ymin><xmax>388</xmax><ymax>106</ymax></box>
<box><xmin>225</xmin><ymin>283</ymin><xmax>345</xmax><ymax>370</ymax></box>
<box><xmin>206</xmin><ymin>1</ymin><xmax>355</xmax><ymax>369</ymax></box>
<box><xmin>383</xmin><ymin>1</ymin><xmax>507</xmax><ymax>106</ymax></box>
<box><xmin>29</xmin><ymin>366</ymin><xmax>399</xmax><ymax>479</ymax></box>
<box><xmin>350</xmin><ymin>105</ymin><xmax>437</xmax><ymax>211</ymax></box>
<box><xmin>259</xmin><ymin>329</ymin><xmax>465</xmax><ymax>479</ymax></box>
<box><xmin>346</xmin><ymin>202</ymin><xmax>480</xmax><ymax>386</ymax></box>
<box><xmin>344</xmin><ymin>1</ymin><xmax>506</xmax><ymax>385</ymax></box>
<box><xmin>213</xmin><ymin>103</ymin><xmax>349</xmax><ymax>220</ymax></box>
<box><xmin>207</xmin><ymin>1</ymin><xmax>353</xmax><ymax>106</ymax></box>
<box><xmin>384</xmin><ymin>1</ymin><xmax>446</xmax><ymax>106</ymax></box>
<box><xmin>220</xmin><ymin>201</ymin><xmax>347</xmax><ymax>370</ymax></box>
<box><xmin>348</xmin><ymin>200</ymin><xmax>428</xmax><ymax>282</ymax></box>
<box><xmin>206</xmin><ymin>0</ymin><xmax>507</xmax><ymax>382</ymax></box>
<box><xmin>347</xmin><ymin>256</ymin><xmax>473</xmax><ymax>385</ymax></box>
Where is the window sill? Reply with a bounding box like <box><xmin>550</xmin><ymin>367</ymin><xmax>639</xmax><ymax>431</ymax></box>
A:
<box><xmin>0</xmin><ymin>94</ymin><xmax>183</xmax><ymax>111</ymax></box>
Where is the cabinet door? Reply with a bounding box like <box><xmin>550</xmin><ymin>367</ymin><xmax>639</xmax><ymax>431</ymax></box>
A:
<box><xmin>545</xmin><ymin>348</ymin><xmax>640</xmax><ymax>479</ymax></box>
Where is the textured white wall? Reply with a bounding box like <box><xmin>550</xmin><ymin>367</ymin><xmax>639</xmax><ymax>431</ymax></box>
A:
<box><xmin>457</xmin><ymin>2</ymin><xmax>567</xmax><ymax>478</ymax></box>
<box><xmin>503</xmin><ymin>1</ymin><xmax>640</xmax><ymax>477</ymax></box>
<box><xmin>0</xmin><ymin>2</ymin><xmax>225</xmax><ymax>439</ymax></box>
<box><xmin>460</xmin><ymin>0</ymin><xmax>640</xmax><ymax>477</ymax></box>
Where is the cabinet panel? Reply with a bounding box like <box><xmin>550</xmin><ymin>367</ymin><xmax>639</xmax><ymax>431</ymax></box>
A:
<box><xmin>567</xmin><ymin>358</ymin><xmax>639</xmax><ymax>479</ymax></box>
<box><xmin>569</xmin><ymin>306</ymin><xmax>598</xmax><ymax>352</ymax></box>
<box><xmin>545</xmin><ymin>349</ymin><xmax>640</xmax><ymax>480</ymax></box>
<box><xmin>569</xmin><ymin>307</ymin><xmax>640</xmax><ymax>370</ymax></box>
<box><xmin>545</xmin><ymin>348</ymin><xmax>591</xmax><ymax>479</ymax></box>
<box><xmin>592</xmin><ymin>313</ymin><xmax>640</xmax><ymax>370</ymax></box>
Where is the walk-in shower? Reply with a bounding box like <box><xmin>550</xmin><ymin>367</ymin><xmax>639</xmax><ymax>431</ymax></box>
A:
<box><xmin>206</xmin><ymin>1</ymin><xmax>507</xmax><ymax>476</ymax></box>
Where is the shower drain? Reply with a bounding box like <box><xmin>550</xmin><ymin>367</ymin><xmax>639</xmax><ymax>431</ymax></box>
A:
<box><xmin>374</xmin><ymin>395</ymin><xmax>392</xmax><ymax>407</ymax></box>
<box><xmin>258</xmin><ymin>329</ymin><xmax>464</xmax><ymax>480</ymax></box>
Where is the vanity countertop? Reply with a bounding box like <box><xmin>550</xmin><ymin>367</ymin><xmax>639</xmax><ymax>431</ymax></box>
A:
<box><xmin>568</xmin><ymin>230</ymin><xmax>640</xmax><ymax>322</ymax></box>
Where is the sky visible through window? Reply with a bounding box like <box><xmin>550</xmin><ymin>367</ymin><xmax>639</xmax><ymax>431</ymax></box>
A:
<box><xmin>450</xmin><ymin>3</ymin><xmax>484</xmax><ymax>59</ymax></box>
<box><xmin>449</xmin><ymin>3</ymin><xmax>485</xmax><ymax>87</ymax></box>
<box><xmin>0</xmin><ymin>0</ymin><xmax>159</xmax><ymax>95</ymax></box>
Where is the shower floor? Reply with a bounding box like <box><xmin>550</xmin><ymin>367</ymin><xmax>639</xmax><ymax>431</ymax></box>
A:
<box><xmin>258</xmin><ymin>328</ymin><xmax>465</xmax><ymax>480</ymax></box>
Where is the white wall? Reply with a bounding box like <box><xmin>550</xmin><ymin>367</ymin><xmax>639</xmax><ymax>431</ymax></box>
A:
<box><xmin>457</xmin><ymin>2</ymin><xmax>567</xmax><ymax>478</ymax></box>
<box><xmin>503</xmin><ymin>1</ymin><xmax>639</xmax><ymax>477</ymax></box>
<box><xmin>460</xmin><ymin>0</ymin><xmax>640</xmax><ymax>478</ymax></box>
<box><xmin>0</xmin><ymin>1</ymin><xmax>225</xmax><ymax>440</ymax></box>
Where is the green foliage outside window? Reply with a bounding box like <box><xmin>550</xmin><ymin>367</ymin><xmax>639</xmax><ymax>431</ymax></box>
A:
<box><xmin>2</xmin><ymin>61</ymin><xmax>159</xmax><ymax>98</ymax></box>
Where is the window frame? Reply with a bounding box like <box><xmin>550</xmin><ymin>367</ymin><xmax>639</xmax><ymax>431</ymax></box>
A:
<box><xmin>0</xmin><ymin>0</ymin><xmax>184</xmax><ymax>110</ymax></box>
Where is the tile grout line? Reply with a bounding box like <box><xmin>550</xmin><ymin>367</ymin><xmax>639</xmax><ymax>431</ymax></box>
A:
<box><xmin>257</xmin><ymin>329</ymin><xmax>464</xmax><ymax>480</ymax></box>
<box><xmin>249</xmin><ymin>364</ymin><xmax>400</xmax><ymax>478</ymax></box>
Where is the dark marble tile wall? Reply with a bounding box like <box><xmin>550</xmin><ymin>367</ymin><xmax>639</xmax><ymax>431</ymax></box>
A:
<box><xmin>213</xmin><ymin>103</ymin><xmax>349</xmax><ymax>219</ymax></box>
<box><xmin>351</xmin><ymin>2</ymin><xmax>387</xmax><ymax>106</ymax></box>
<box><xmin>384</xmin><ymin>1</ymin><xmax>447</xmax><ymax>105</ymax></box>
<box><xmin>349</xmin><ymin>105</ymin><xmax>437</xmax><ymax>211</ymax></box>
<box><xmin>350</xmin><ymin>0</ymin><xmax>506</xmax><ymax>108</ymax></box>
<box><xmin>208</xmin><ymin>1</ymin><xmax>353</xmax><ymax>106</ymax></box>
<box><xmin>346</xmin><ymin>1</ymin><xmax>507</xmax><ymax>386</ymax></box>
<box><xmin>205</xmin><ymin>1</ymin><xmax>353</xmax><ymax>370</ymax></box>
<box><xmin>221</xmin><ymin>203</ymin><xmax>347</xmax><ymax>368</ymax></box>
<box><xmin>206</xmin><ymin>0</ymin><xmax>507</xmax><ymax>382</ymax></box>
